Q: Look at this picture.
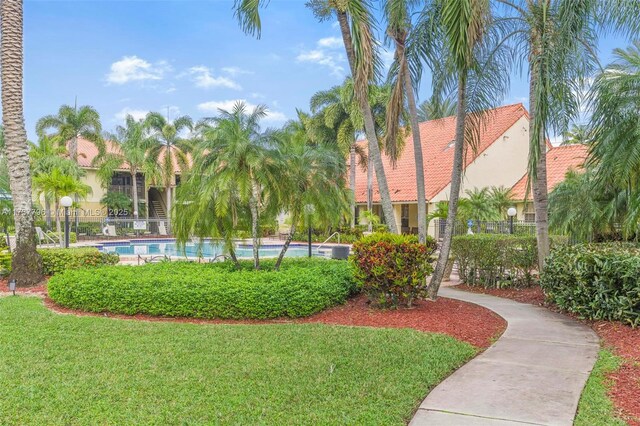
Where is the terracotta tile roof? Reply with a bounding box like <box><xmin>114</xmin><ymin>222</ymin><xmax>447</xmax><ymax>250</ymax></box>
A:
<box><xmin>74</xmin><ymin>137</ymin><xmax>187</xmax><ymax>173</ymax></box>
<box><xmin>353</xmin><ymin>103</ymin><xmax>528</xmax><ymax>203</ymax></box>
<box><xmin>511</xmin><ymin>144</ymin><xmax>588</xmax><ymax>200</ymax></box>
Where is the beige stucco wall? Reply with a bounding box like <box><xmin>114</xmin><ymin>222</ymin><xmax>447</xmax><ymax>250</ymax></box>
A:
<box><xmin>431</xmin><ymin>116</ymin><xmax>530</xmax><ymax>202</ymax></box>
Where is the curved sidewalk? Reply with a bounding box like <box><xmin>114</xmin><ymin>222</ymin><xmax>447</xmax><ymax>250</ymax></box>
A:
<box><xmin>410</xmin><ymin>287</ymin><xmax>599</xmax><ymax>426</ymax></box>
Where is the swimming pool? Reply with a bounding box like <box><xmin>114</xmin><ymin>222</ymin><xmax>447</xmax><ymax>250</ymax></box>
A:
<box><xmin>97</xmin><ymin>239</ymin><xmax>323</xmax><ymax>259</ymax></box>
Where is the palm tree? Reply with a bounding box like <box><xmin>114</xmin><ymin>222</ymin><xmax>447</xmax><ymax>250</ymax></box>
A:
<box><xmin>145</xmin><ymin>112</ymin><xmax>193</xmax><ymax>229</ymax></box>
<box><xmin>94</xmin><ymin>115</ymin><xmax>156</xmax><ymax>219</ymax></box>
<box><xmin>1</xmin><ymin>0</ymin><xmax>43</xmax><ymax>285</ymax></box>
<box><xmin>465</xmin><ymin>187</ymin><xmax>499</xmax><ymax>222</ymax></box>
<box><xmin>383</xmin><ymin>0</ymin><xmax>430</xmax><ymax>243</ymax></box>
<box><xmin>235</xmin><ymin>0</ymin><xmax>399</xmax><ymax>234</ymax></box>
<box><xmin>35</xmin><ymin>104</ymin><xmax>102</xmax><ymax>163</ymax></box>
<box><xmin>33</xmin><ymin>168</ymin><xmax>91</xmax><ymax>246</ymax></box>
<box><xmin>489</xmin><ymin>185</ymin><xmax>515</xmax><ymax>219</ymax></box>
<box><xmin>29</xmin><ymin>135</ymin><xmax>82</xmax><ymax>229</ymax></box>
<box><xmin>274</xmin><ymin>117</ymin><xmax>351</xmax><ymax>269</ymax></box>
<box><xmin>417</xmin><ymin>95</ymin><xmax>457</xmax><ymax>121</ymax></box>
<box><xmin>561</xmin><ymin>124</ymin><xmax>590</xmax><ymax>145</ymax></box>
<box><xmin>496</xmin><ymin>0</ymin><xmax>640</xmax><ymax>268</ymax></box>
<box><xmin>425</xmin><ymin>0</ymin><xmax>494</xmax><ymax>299</ymax></box>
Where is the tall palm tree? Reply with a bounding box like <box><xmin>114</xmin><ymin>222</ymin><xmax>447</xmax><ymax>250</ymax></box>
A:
<box><xmin>561</xmin><ymin>123</ymin><xmax>590</xmax><ymax>145</ymax></box>
<box><xmin>417</xmin><ymin>95</ymin><xmax>457</xmax><ymax>121</ymax></box>
<box><xmin>35</xmin><ymin>104</ymin><xmax>102</xmax><ymax>163</ymax></box>
<box><xmin>383</xmin><ymin>0</ymin><xmax>430</xmax><ymax>243</ymax></box>
<box><xmin>145</xmin><ymin>112</ymin><xmax>193</xmax><ymax>228</ymax></box>
<box><xmin>465</xmin><ymin>187</ymin><xmax>500</xmax><ymax>222</ymax></box>
<box><xmin>235</xmin><ymin>0</ymin><xmax>399</xmax><ymax>233</ymax></box>
<box><xmin>274</xmin><ymin>118</ymin><xmax>350</xmax><ymax>268</ymax></box>
<box><xmin>33</xmin><ymin>168</ymin><xmax>91</xmax><ymax>246</ymax></box>
<box><xmin>489</xmin><ymin>185</ymin><xmax>515</xmax><ymax>219</ymax></box>
<box><xmin>425</xmin><ymin>0</ymin><xmax>494</xmax><ymax>299</ymax></box>
<box><xmin>94</xmin><ymin>115</ymin><xmax>156</xmax><ymax>219</ymax></box>
<box><xmin>496</xmin><ymin>0</ymin><xmax>639</xmax><ymax>268</ymax></box>
<box><xmin>1</xmin><ymin>0</ymin><xmax>43</xmax><ymax>285</ymax></box>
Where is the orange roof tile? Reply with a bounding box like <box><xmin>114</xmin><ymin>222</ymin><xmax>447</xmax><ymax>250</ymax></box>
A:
<box><xmin>353</xmin><ymin>103</ymin><xmax>528</xmax><ymax>203</ymax></box>
<box><xmin>511</xmin><ymin>144</ymin><xmax>588</xmax><ymax>200</ymax></box>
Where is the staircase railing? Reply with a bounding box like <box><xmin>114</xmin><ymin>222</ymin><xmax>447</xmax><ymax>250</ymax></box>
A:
<box><xmin>316</xmin><ymin>232</ymin><xmax>340</xmax><ymax>250</ymax></box>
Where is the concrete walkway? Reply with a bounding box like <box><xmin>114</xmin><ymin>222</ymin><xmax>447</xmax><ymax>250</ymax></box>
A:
<box><xmin>410</xmin><ymin>287</ymin><xmax>599</xmax><ymax>426</ymax></box>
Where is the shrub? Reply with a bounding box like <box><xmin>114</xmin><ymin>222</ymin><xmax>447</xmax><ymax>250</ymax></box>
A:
<box><xmin>38</xmin><ymin>247</ymin><xmax>119</xmax><ymax>276</ymax></box>
<box><xmin>0</xmin><ymin>250</ymin><xmax>11</xmax><ymax>276</ymax></box>
<box><xmin>48</xmin><ymin>258</ymin><xmax>357</xmax><ymax>320</ymax></box>
<box><xmin>541</xmin><ymin>243</ymin><xmax>640</xmax><ymax>326</ymax></box>
<box><xmin>350</xmin><ymin>233</ymin><xmax>437</xmax><ymax>308</ymax></box>
<box><xmin>452</xmin><ymin>234</ymin><xmax>567</xmax><ymax>288</ymax></box>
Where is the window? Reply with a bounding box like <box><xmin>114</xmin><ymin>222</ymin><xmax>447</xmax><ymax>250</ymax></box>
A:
<box><xmin>401</xmin><ymin>204</ymin><xmax>410</xmax><ymax>228</ymax></box>
<box><xmin>524</xmin><ymin>204</ymin><xmax>535</xmax><ymax>222</ymax></box>
<box><xmin>354</xmin><ymin>206</ymin><xmax>360</xmax><ymax>225</ymax></box>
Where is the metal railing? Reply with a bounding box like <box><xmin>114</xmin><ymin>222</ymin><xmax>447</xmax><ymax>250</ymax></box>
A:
<box><xmin>316</xmin><ymin>232</ymin><xmax>341</xmax><ymax>250</ymax></box>
<box><xmin>434</xmin><ymin>219</ymin><xmax>537</xmax><ymax>239</ymax></box>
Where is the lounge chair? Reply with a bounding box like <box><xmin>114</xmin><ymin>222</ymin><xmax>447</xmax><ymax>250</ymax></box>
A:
<box><xmin>35</xmin><ymin>227</ymin><xmax>58</xmax><ymax>246</ymax></box>
<box><xmin>158</xmin><ymin>221</ymin><xmax>168</xmax><ymax>236</ymax></box>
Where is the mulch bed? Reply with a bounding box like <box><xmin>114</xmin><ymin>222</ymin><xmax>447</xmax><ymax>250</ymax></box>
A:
<box><xmin>454</xmin><ymin>283</ymin><xmax>640</xmax><ymax>425</ymax></box>
<box><xmin>3</xmin><ymin>278</ymin><xmax>506</xmax><ymax>350</ymax></box>
<box><xmin>0</xmin><ymin>278</ymin><xmax>48</xmax><ymax>295</ymax></box>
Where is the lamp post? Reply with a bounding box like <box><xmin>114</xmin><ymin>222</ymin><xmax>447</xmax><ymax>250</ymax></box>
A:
<box><xmin>507</xmin><ymin>207</ymin><xmax>517</xmax><ymax>235</ymax></box>
<box><xmin>60</xmin><ymin>196</ymin><xmax>73</xmax><ymax>248</ymax></box>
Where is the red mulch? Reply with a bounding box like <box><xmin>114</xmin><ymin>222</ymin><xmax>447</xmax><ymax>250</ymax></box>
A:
<box><xmin>455</xmin><ymin>283</ymin><xmax>640</xmax><ymax>425</ymax></box>
<box><xmin>0</xmin><ymin>278</ymin><xmax>48</xmax><ymax>295</ymax></box>
<box><xmin>41</xmin><ymin>293</ymin><xmax>505</xmax><ymax>349</ymax></box>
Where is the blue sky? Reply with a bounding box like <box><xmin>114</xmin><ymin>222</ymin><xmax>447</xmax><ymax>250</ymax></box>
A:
<box><xmin>23</xmin><ymin>1</ymin><xmax>632</xmax><ymax>142</ymax></box>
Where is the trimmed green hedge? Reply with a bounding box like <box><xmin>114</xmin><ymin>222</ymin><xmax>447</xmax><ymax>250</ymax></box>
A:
<box><xmin>48</xmin><ymin>259</ymin><xmax>357</xmax><ymax>319</ymax></box>
<box><xmin>39</xmin><ymin>248</ymin><xmax>120</xmax><ymax>276</ymax></box>
<box><xmin>452</xmin><ymin>234</ymin><xmax>567</xmax><ymax>288</ymax></box>
<box><xmin>541</xmin><ymin>243</ymin><xmax>640</xmax><ymax>327</ymax></box>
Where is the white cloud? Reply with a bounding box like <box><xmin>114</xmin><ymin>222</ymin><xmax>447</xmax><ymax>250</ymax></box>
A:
<box><xmin>115</xmin><ymin>107</ymin><xmax>149</xmax><ymax>122</ymax></box>
<box><xmin>296</xmin><ymin>49</ymin><xmax>345</xmax><ymax>77</ymax></box>
<box><xmin>221</xmin><ymin>66</ymin><xmax>253</xmax><ymax>76</ymax></box>
<box><xmin>185</xmin><ymin>66</ymin><xmax>241</xmax><ymax>90</ymax></box>
<box><xmin>380</xmin><ymin>48</ymin><xmax>395</xmax><ymax>72</ymax></box>
<box><xmin>107</xmin><ymin>56</ymin><xmax>169</xmax><ymax>85</ymax></box>
<box><xmin>317</xmin><ymin>36</ymin><xmax>342</xmax><ymax>49</ymax></box>
<box><xmin>197</xmin><ymin>99</ymin><xmax>287</xmax><ymax>124</ymax></box>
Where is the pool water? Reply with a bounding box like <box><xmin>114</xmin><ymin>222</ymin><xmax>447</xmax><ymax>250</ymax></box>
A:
<box><xmin>98</xmin><ymin>240</ymin><xmax>320</xmax><ymax>259</ymax></box>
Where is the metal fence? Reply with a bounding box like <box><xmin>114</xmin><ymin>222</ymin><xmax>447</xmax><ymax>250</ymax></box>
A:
<box><xmin>434</xmin><ymin>219</ymin><xmax>537</xmax><ymax>239</ymax></box>
<box><xmin>36</xmin><ymin>214</ymin><xmax>171</xmax><ymax>241</ymax></box>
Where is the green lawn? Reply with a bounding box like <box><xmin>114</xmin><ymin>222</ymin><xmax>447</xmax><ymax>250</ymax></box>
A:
<box><xmin>0</xmin><ymin>296</ymin><xmax>475</xmax><ymax>425</ymax></box>
<box><xmin>575</xmin><ymin>349</ymin><xmax>626</xmax><ymax>426</ymax></box>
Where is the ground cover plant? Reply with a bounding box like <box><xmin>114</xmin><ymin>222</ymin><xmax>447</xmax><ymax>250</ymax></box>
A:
<box><xmin>48</xmin><ymin>258</ymin><xmax>356</xmax><ymax>319</ymax></box>
<box><xmin>0</xmin><ymin>296</ymin><xmax>475</xmax><ymax>425</ymax></box>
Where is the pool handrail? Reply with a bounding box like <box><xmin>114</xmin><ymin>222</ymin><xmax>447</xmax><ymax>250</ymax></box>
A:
<box><xmin>316</xmin><ymin>232</ymin><xmax>340</xmax><ymax>251</ymax></box>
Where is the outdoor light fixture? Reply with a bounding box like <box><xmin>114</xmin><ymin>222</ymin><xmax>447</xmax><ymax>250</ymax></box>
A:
<box><xmin>60</xmin><ymin>196</ymin><xmax>73</xmax><ymax>249</ymax></box>
<box><xmin>507</xmin><ymin>207</ymin><xmax>517</xmax><ymax>234</ymax></box>
<box><xmin>8</xmin><ymin>278</ymin><xmax>16</xmax><ymax>296</ymax></box>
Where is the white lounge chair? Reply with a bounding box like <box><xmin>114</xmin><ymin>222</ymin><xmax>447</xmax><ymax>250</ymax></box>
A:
<box><xmin>158</xmin><ymin>221</ymin><xmax>168</xmax><ymax>236</ymax></box>
<box><xmin>35</xmin><ymin>227</ymin><xmax>58</xmax><ymax>246</ymax></box>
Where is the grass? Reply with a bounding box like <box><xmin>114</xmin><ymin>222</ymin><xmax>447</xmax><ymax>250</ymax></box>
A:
<box><xmin>575</xmin><ymin>349</ymin><xmax>626</xmax><ymax>426</ymax></box>
<box><xmin>0</xmin><ymin>296</ymin><xmax>475</xmax><ymax>425</ymax></box>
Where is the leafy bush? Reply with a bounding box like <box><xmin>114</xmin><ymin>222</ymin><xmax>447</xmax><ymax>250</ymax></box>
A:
<box><xmin>0</xmin><ymin>250</ymin><xmax>11</xmax><ymax>276</ymax></box>
<box><xmin>452</xmin><ymin>234</ymin><xmax>567</xmax><ymax>288</ymax></box>
<box><xmin>541</xmin><ymin>243</ymin><xmax>640</xmax><ymax>326</ymax></box>
<box><xmin>48</xmin><ymin>258</ymin><xmax>357</xmax><ymax>319</ymax></box>
<box><xmin>38</xmin><ymin>247</ymin><xmax>119</xmax><ymax>276</ymax></box>
<box><xmin>350</xmin><ymin>233</ymin><xmax>436</xmax><ymax>308</ymax></box>
<box><xmin>45</xmin><ymin>231</ymin><xmax>77</xmax><ymax>244</ymax></box>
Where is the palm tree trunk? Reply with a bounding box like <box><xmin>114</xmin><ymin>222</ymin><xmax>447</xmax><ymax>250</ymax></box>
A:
<box><xmin>403</xmin><ymin>70</ymin><xmax>427</xmax><ymax>243</ymax></box>
<box><xmin>55</xmin><ymin>201</ymin><xmax>62</xmax><ymax>247</ymax></box>
<box><xmin>1</xmin><ymin>0</ymin><xmax>43</xmax><ymax>286</ymax></box>
<box><xmin>44</xmin><ymin>197</ymin><xmax>52</xmax><ymax>229</ymax></box>
<box><xmin>249</xmin><ymin>179</ymin><xmax>261</xmax><ymax>270</ymax></box>
<box><xmin>131</xmin><ymin>170</ymin><xmax>139</xmax><ymax>219</ymax></box>
<box><xmin>70</xmin><ymin>135</ymin><xmax>78</xmax><ymax>162</ymax></box>
<box><xmin>427</xmin><ymin>71</ymin><xmax>467</xmax><ymax>300</ymax></box>
<box><xmin>367</xmin><ymin>154</ymin><xmax>373</xmax><ymax>232</ymax></box>
<box><xmin>275</xmin><ymin>211</ymin><xmax>297</xmax><ymax>270</ymax></box>
<box><xmin>165</xmin><ymin>185</ymin><xmax>171</xmax><ymax>232</ymax></box>
<box><xmin>349</xmin><ymin>144</ymin><xmax>356</xmax><ymax>228</ymax></box>
<box><xmin>337</xmin><ymin>10</ymin><xmax>398</xmax><ymax>234</ymax></box>
<box><xmin>529</xmin><ymin>62</ymin><xmax>550</xmax><ymax>269</ymax></box>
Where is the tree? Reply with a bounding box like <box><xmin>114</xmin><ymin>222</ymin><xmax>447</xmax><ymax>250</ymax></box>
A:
<box><xmin>1</xmin><ymin>0</ymin><xmax>44</xmax><ymax>286</ymax></box>
<box><xmin>235</xmin><ymin>0</ymin><xmax>399</xmax><ymax>233</ymax></box>
<box><xmin>489</xmin><ymin>185</ymin><xmax>515</xmax><ymax>219</ymax></box>
<box><xmin>561</xmin><ymin>124</ymin><xmax>590</xmax><ymax>145</ymax></box>
<box><xmin>273</xmin><ymin>116</ymin><xmax>351</xmax><ymax>269</ymax></box>
<box><xmin>33</xmin><ymin>168</ymin><xmax>90</xmax><ymax>246</ymax></box>
<box><xmin>424</xmin><ymin>0</ymin><xmax>502</xmax><ymax>299</ymax></box>
<box><xmin>95</xmin><ymin>114</ymin><xmax>156</xmax><ymax>219</ymax></box>
<box><xmin>145</xmin><ymin>112</ymin><xmax>193</xmax><ymax>228</ymax></box>
<box><xmin>465</xmin><ymin>187</ymin><xmax>500</xmax><ymax>222</ymax></box>
<box><xmin>417</xmin><ymin>95</ymin><xmax>457</xmax><ymax>121</ymax></box>
<box><xmin>383</xmin><ymin>0</ymin><xmax>429</xmax><ymax>243</ymax></box>
<box><xmin>496</xmin><ymin>0</ymin><xmax>640</xmax><ymax>269</ymax></box>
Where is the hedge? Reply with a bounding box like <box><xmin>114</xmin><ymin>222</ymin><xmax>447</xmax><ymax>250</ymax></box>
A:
<box><xmin>452</xmin><ymin>234</ymin><xmax>567</xmax><ymax>288</ymax></box>
<box><xmin>48</xmin><ymin>258</ymin><xmax>357</xmax><ymax>320</ymax></box>
<box><xmin>541</xmin><ymin>243</ymin><xmax>640</xmax><ymax>327</ymax></box>
<box><xmin>351</xmin><ymin>233</ymin><xmax>437</xmax><ymax>308</ymax></box>
<box><xmin>38</xmin><ymin>248</ymin><xmax>120</xmax><ymax>275</ymax></box>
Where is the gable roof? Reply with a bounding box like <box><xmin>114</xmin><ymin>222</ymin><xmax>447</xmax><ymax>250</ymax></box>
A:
<box><xmin>353</xmin><ymin>103</ymin><xmax>529</xmax><ymax>203</ymax></box>
<box><xmin>510</xmin><ymin>144</ymin><xmax>588</xmax><ymax>200</ymax></box>
<box><xmin>74</xmin><ymin>137</ymin><xmax>187</xmax><ymax>173</ymax></box>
